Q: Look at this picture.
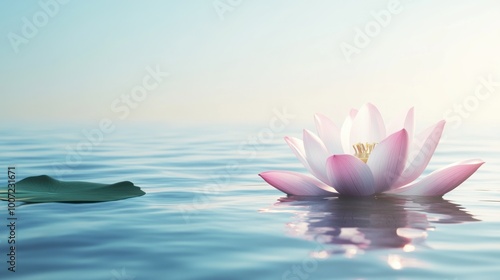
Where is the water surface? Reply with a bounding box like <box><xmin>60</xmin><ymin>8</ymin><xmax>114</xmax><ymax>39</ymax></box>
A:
<box><xmin>0</xmin><ymin>124</ymin><xmax>499</xmax><ymax>279</ymax></box>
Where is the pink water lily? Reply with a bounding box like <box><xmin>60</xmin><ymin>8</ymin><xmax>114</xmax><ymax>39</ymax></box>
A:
<box><xmin>259</xmin><ymin>103</ymin><xmax>484</xmax><ymax>197</ymax></box>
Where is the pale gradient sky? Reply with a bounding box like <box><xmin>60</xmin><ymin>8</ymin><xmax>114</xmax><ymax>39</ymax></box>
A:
<box><xmin>1</xmin><ymin>0</ymin><xmax>500</xmax><ymax>129</ymax></box>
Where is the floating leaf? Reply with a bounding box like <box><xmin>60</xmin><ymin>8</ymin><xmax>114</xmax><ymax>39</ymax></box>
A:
<box><xmin>0</xmin><ymin>175</ymin><xmax>145</xmax><ymax>203</ymax></box>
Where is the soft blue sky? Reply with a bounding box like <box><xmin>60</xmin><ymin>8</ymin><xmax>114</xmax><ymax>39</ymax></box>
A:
<box><xmin>1</xmin><ymin>0</ymin><xmax>500</xmax><ymax>128</ymax></box>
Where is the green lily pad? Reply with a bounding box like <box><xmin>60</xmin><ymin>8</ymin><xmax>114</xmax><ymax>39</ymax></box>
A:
<box><xmin>0</xmin><ymin>175</ymin><xmax>145</xmax><ymax>203</ymax></box>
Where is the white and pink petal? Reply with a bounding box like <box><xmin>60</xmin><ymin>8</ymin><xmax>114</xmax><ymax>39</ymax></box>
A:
<box><xmin>259</xmin><ymin>171</ymin><xmax>337</xmax><ymax>196</ymax></box>
<box><xmin>392</xmin><ymin>120</ymin><xmax>445</xmax><ymax>189</ymax></box>
<box><xmin>404</xmin><ymin>107</ymin><xmax>415</xmax><ymax>144</ymax></box>
<box><xmin>387</xmin><ymin>107</ymin><xmax>415</xmax><ymax>144</ymax></box>
<box><xmin>340</xmin><ymin>108</ymin><xmax>358</xmax><ymax>153</ymax></box>
<box><xmin>367</xmin><ymin>129</ymin><xmax>409</xmax><ymax>193</ymax></box>
<box><xmin>303</xmin><ymin>129</ymin><xmax>330</xmax><ymax>184</ymax></box>
<box><xmin>326</xmin><ymin>154</ymin><xmax>375</xmax><ymax>196</ymax></box>
<box><xmin>350</xmin><ymin>103</ymin><xmax>386</xmax><ymax>146</ymax></box>
<box><xmin>386</xmin><ymin>159</ymin><xmax>484</xmax><ymax>196</ymax></box>
<box><xmin>284</xmin><ymin>136</ymin><xmax>311</xmax><ymax>172</ymax></box>
<box><xmin>314</xmin><ymin>113</ymin><xmax>343</xmax><ymax>154</ymax></box>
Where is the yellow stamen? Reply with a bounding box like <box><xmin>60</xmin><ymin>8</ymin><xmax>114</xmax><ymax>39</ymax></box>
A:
<box><xmin>353</xmin><ymin>142</ymin><xmax>377</xmax><ymax>163</ymax></box>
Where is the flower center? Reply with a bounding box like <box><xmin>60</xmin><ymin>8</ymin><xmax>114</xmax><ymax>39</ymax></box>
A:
<box><xmin>353</xmin><ymin>143</ymin><xmax>377</xmax><ymax>163</ymax></box>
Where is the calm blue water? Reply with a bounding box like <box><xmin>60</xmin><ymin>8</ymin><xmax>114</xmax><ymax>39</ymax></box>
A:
<box><xmin>0</xmin><ymin>123</ymin><xmax>499</xmax><ymax>279</ymax></box>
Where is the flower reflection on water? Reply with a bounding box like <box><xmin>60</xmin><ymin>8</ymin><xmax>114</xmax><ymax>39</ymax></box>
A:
<box><xmin>266</xmin><ymin>195</ymin><xmax>479</xmax><ymax>262</ymax></box>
